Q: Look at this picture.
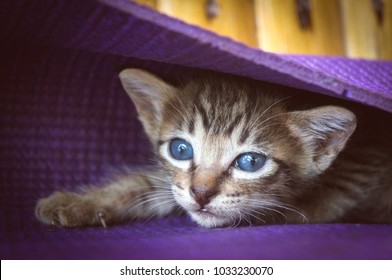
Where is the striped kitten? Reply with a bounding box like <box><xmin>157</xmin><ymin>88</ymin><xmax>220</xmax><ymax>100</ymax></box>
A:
<box><xmin>35</xmin><ymin>69</ymin><xmax>392</xmax><ymax>228</ymax></box>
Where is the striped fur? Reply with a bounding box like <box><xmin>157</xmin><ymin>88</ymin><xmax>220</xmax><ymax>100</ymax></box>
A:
<box><xmin>35</xmin><ymin>69</ymin><xmax>392</xmax><ymax>228</ymax></box>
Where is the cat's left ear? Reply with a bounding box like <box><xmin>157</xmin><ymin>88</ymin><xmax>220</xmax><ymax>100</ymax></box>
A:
<box><xmin>288</xmin><ymin>106</ymin><xmax>357</xmax><ymax>176</ymax></box>
<box><xmin>119</xmin><ymin>69</ymin><xmax>176</xmax><ymax>144</ymax></box>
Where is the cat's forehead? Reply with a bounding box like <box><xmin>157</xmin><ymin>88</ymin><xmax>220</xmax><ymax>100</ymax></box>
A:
<box><xmin>161</xmin><ymin>78</ymin><xmax>290</xmax><ymax>149</ymax></box>
<box><xmin>179</xmin><ymin>78</ymin><xmax>286</xmax><ymax>116</ymax></box>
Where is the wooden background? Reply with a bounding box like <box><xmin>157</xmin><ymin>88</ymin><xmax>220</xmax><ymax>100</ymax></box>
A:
<box><xmin>134</xmin><ymin>0</ymin><xmax>392</xmax><ymax>60</ymax></box>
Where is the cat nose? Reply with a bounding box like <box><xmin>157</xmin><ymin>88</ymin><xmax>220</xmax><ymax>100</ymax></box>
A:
<box><xmin>190</xmin><ymin>186</ymin><xmax>218</xmax><ymax>208</ymax></box>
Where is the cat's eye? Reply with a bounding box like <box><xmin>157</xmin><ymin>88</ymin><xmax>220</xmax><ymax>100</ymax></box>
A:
<box><xmin>234</xmin><ymin>152</ymin><xmax>266</xmax><ymax>172</ymax></box>
<box><xmin>169</xmin><ymin>138</ymin><xmax>194</xmax><ymax>161</ymax></box>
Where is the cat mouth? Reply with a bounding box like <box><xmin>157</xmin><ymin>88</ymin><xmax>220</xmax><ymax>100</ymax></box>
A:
<box><xmin>190</xmin><ymin>208</ymin><xmax>232</xmax><ymax>228</ymax></box>
<box><xmin>195</xmin><ymin>208</ymin><xmax>219</xmax><ymax>218</ymax></box>
<box><xmin>197</xmin><ymin>208</ymin><xmax>213</xmax><ymax>214</ymax></box>
<box><xmin>195</xmin><ymin>208</ymin><xmax>216</xmax><ymax>217</ymax></box>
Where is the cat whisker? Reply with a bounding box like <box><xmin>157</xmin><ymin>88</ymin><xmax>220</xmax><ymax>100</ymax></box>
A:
<box><xmin>237</xmin><ymin>209</ymin><xmax>254</xmax><ymax>227</ymax></box>
<box><xmin>248</xmin><ymin>198</ymin><xmax>308</xmax><ymax>222</ymax></box>
<box><xmin>139</xmin><ymin>174</ymin><xmax>171</xmax><ymax>185</ymax></box>
<box><xmin>233</xmin><ymin>210</ymin><xmax>245</xmax><ymax>227</ymax></box>
<box><xmin>249</xmin><ymin>96</ymin><xmax>291</xmax><ymax>129</ymax></box>
<box><xmin>240</xmin><ymin>208</ymin><xmax>266</xmax><ymax>225</ymax></box>
<box><xmin>255</xmin><ymin>112</ymin><xmax>293</xmax><ymax>131</ymax></box>
<box><xmin>254</xmin><ymin>122</ymin><xmax>287</xmax><ymax>133</ymax></box>
<box><xmin>242</xmin><ymin>198</ymin><xmax>307</xmax><ymax>224</ymax></box>
<box><xmin>120</xmin><ymin>191</ymin><xmax>173</xmax><ymax>220</ymax></box>
<box><xmin>170</xmin><ymin>94</ymin><xmax>192</xmax><ymax>126</ymax></box>
<box><xmin>243</xmin><ymin>206</ymin><xmax>266</xmax><ymax>218</ymax></box>
<box><xmin>275</xmin><ymin>203</ymin><xmax>308</xmax><ymax>223</ymax></box>
<box><xmin>143</xmin><ymin>199</ymin><xmax>178</xmax><ymax>222</ymax></box>
<box><xmin>129</xmin><ymin>190</ymin><xmax>172</xmax><ymax>204</ymax></box>
<box><xmin>131</xmin><ymin>192</ymin><xmax>173</xmax><ymax>209</ymax></box>
<box><xmin>228</xmin><ymin>213</ymin><xmax>238</xmax><ymax>228</ymax></box>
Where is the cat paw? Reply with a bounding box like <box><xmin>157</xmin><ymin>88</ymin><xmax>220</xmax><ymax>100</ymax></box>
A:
<box><xmin>35</xmin><ymin>191</ymin><xmax>109</xmax><ymax>228</ymax></box>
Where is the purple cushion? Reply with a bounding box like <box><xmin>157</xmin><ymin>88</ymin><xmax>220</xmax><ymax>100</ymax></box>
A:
<box><xmin>0</xmin><ymin>0</ymin><xmax>391</xmax><ymax>259</ymax></box>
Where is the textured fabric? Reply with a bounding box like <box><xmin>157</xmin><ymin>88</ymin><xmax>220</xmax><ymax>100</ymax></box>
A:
<box><xmin>1</xmin><ymin>0</ymin><xmax>391</xmax><ymax>260</ymax></box>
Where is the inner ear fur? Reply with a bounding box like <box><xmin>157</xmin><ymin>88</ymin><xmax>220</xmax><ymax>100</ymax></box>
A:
<box><xmin>288</xmin><ymin>105</ymin><xmax>357</xmax><ymax>176</ymax></box>
<box><xmin>119</xmin><ymin>68</ymin><xmax>176</xmax><ymax>144</ymax></box>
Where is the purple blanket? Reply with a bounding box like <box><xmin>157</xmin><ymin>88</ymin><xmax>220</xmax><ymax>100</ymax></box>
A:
<box><xmin>1</xmin><ymin>0</ymin><xmax>391</xmax><ymax>260</ymax></box>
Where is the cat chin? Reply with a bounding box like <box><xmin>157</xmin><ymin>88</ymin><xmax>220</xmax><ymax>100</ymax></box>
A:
<box><xmin>189</xmin><ymin>210</ymin><xmax>232</xmax><ymax>228</ymax></box>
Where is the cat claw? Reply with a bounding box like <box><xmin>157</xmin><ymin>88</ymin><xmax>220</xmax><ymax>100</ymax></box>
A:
<box><xmin>49</xmin><ymin>219</ymin><xmax>60</xmax><ymax>231</ymax></box>
<box><xmin>50</xmin><ymin>210</ymin><xmax>61</xmax><ymax>228</ymax></box>
<box><xmin>97</xmin><ymin>211</ymin><xmax>107</xmax><ymax>228</ymax></box>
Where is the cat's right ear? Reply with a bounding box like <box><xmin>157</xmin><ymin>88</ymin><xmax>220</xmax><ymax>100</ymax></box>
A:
<box><xmin>288</xmin><ymin>106</ymin><xmax>357</xmax><ymax>176</ymax></box>
<box><xmin>119</xmin><ymin>69</ymin><xmax>176</xmax><ymax>144</ymax></box>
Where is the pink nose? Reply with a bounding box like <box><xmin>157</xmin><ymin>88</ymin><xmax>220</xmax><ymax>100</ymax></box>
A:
<box><xmin>190</xmin><ymin>186</ymin><xmax>218</xmax><ymax>208</ymax></box>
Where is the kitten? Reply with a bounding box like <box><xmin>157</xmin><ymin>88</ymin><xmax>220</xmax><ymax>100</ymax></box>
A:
<box><xmin>35</xmin><ymin>69</ymin><xmax>392</xmax><ymax>228</ymax></box>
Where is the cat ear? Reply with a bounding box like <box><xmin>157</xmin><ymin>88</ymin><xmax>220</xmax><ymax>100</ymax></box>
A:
<box><xmin>119</xmin><ymin>69</ymin><xmax>175</xmax><ymax>144</ymax></box>
<box><xmin>288</xmin><ymin>106</ymin><xmax>357</xmax><ymax>176</ymax></box>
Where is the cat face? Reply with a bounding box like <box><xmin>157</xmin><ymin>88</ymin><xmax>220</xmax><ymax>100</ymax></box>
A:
<box><xmin>120</xmin><ymin>69</ymin><xmax>356</xmax><ymax>227</ymax></box>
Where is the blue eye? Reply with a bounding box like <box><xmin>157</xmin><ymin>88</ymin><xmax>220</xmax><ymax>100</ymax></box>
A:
<box><xmin>235</xmin><ymin>153</ymin><xmax>266</xmax><ymax>172</ymax></box>
<box><xmin>169</xmin><ymin>139</ymin><xmax>194</xmax><ymax>160</ymax></box>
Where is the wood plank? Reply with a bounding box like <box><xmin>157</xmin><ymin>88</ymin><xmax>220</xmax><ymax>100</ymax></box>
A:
<box><xmin>133</xmin><ymin>0</ymin><xmax>157</xmax><ymax>9</ymax></box>
<box><xmin>155</xmin><ymin>0</ymin><xmax>258</xmax><ymax>47</ymax></box>
<box><xmin>254</xmin><ymin>0</ymin><xmax>344</xmax><ymax>55</ymax></box>
<box><xmin>340</xmin><ymin>0</ymin><xmax>392</xmax><ymax>59</ymax></box>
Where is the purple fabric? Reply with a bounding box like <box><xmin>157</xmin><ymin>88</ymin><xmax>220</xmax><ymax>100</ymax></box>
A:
<box><xmin>1</xmin><ymin>0</ymin><xmax>391</xmax><ymax>260</ymax></box>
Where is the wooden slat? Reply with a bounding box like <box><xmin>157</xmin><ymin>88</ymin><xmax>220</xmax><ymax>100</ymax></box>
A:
<box><xmin>154</xmin><ymin>0</ymin><xmax>258</xmax><ymax>47</ymax></box>
<box><xmin>254</xmin><ymin>0</ymin><xmax>344</xmax><ymax>55</ymax></box>
<box><xmin>133</xmin><ymin>0</ymin><xmax>391</xmax><ymax>59</ymax></box>
<box><xmin>340</xmin><ymin>0</ymin><xmax>392</xmax><ymax>59</ymax></box>
<box><xmin>133</xmin><ymin>0</ymin><xmax>157</xmax><ymax>9</ymax></box>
